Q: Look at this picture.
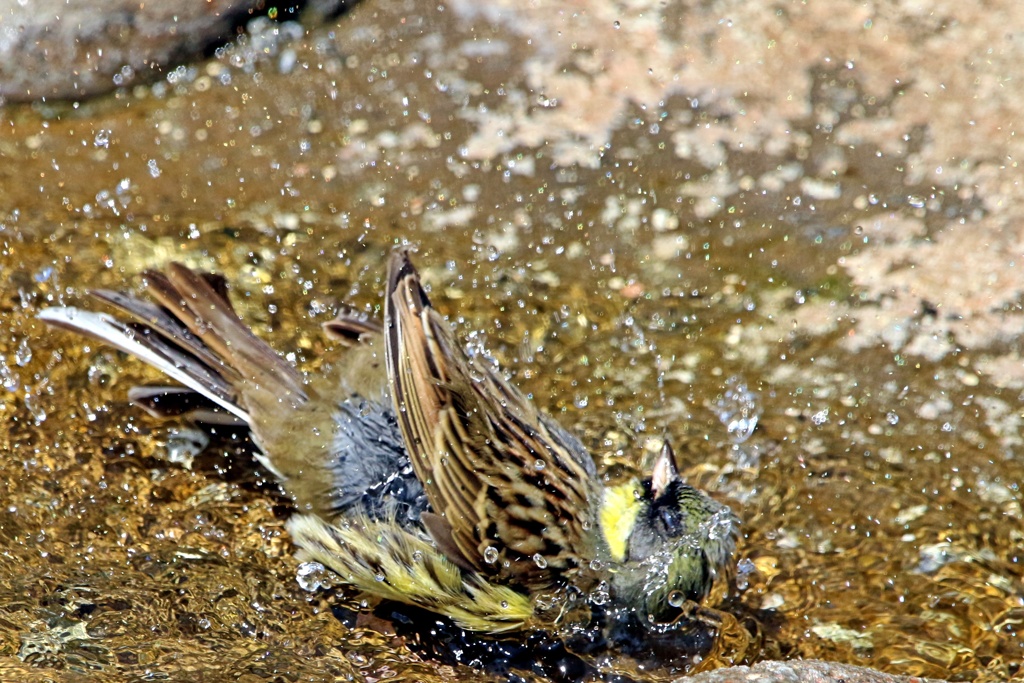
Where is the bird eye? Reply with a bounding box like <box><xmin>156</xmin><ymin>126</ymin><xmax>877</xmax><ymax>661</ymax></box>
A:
<box><xmin>658</xmin><ymin>505</ymin><xmax>683</xmax><ymax>534</ymax></box>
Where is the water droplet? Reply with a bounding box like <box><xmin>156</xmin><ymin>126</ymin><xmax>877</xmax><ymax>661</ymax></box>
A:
<box><xmin>536</xmin><ymin>93</ymin><xmax>559</xmax><ymax>108</ymax></box>
<box><xmin>532</xmin><ymin>553</ymin><xmax>548</xmax><ymax>569</ymax></box>
<box><xmin>0</xmin><ymin>358</ymin><xmax>20</xmax><ymax>392</ymax></box>
<box><xmin>713</xmin><ymin>376</ymin><xmax>760</xmax><ymax>443</ymax></box>
<box><xmin>164</xmin><ymin>427</ymin><xmax>209</xmax><ymax>470</ymax></box>
<box><xmin>483</xmin><ymin>546</ymin><xmax>499</xmax><ymax>564</ymax></box>
<box><xmin>295</xmin><ymin>561</ymin><xmax>328</xmax><ymax>591</ymax></box>
<box><xmin>24</xmin><ymin>390</ymin><xmax>46</xmax><ymax>423</ymax></box>
<box><xmin>15</xmin><ymin>338</ymin><xmax>32</xmax><ymax>366</ymax></box>
<box><xmin>735</xmin><ymin>558</ymin><xmax>756</xmax><ymax>591</ymax></box>
<box><xmin>886</xmin><ymin>411</ymin><xmax>899</xmax><ymax>425</ymax></box>
<box><xmin>667</xmin><ymin>590</ymin><xmax>686</xmax><ymax>608</ymax></box>
<box><xmin>34</xmin><ymin>266</ymin><xmax>55</xmax><ymax>284</ymax></box>
<box><xmin>811</xmin><ymin>407</ymin><xmax>829</xmax><ymax>425</ymax></box>
<box><xmin>80</xmin><ymin>401</ymin><xmax>98</xmax><ymax>423</ymax></box>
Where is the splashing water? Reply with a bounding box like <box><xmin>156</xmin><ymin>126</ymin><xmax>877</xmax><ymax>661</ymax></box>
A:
<box><xmin>295</xmin><ymin>561</ymin><xmax>333</xmax><ymax>592</ymax></box>
<box><xmin>15</xmin><ymin>338</ymin><xmax>32</xmax><ymax>366</ymax></box>
<box><xmin>0</xmin><ymin>358</ymin><xmax>20</xmax><ymax>392</ymax></box>
<box><xmin>713</xmin><ymin>376</ymin><xmax>760</xmax><ymax>444</ymax></box>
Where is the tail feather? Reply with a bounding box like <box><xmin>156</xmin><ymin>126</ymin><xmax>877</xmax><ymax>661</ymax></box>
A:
<box><xmin>38</xmin><ymin>262</ymin><xmax>309</xmax><ymax>423</ymax></box>
<box><xmin>148</xmin><ymin>264</ymin><xmax>308</xmax><ymax>404</ymax></box>
<box><xmin>37</xmin><ymin>306</ymin><xmax>250</xmax><ymax>422</ymax></box>
<box><xmin>322</xmin><ymin>304</ymin><xmax>383</xmax><ymax>347</ymax></box>
<box><xmin>89</xmin><ymin>287</ymin><xmax>237</xmax><ymax>384</ymax></box>
<box><xmin>127</xmin><ymin>386</ymin><xmax>246</xmax><ymax>426</ymax></box>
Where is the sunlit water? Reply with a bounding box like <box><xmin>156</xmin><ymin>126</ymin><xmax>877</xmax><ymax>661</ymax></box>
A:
<box><xmin>1</xmin><ymin>1</ymin><xmax>1022</xmax><ymax>681</ymax></box>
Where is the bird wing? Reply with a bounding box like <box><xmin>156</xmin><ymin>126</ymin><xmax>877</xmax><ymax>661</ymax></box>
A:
<box><xmin>384</xmin><ymin>250</ymin><xmax>599</xmax><ymax>589</ymax></box>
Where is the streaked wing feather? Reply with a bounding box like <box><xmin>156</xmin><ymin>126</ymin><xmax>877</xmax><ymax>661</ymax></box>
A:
<box><xmin>384</xmin><ymin>250</ymin><xmax>599</xmax><ymax>588</ymax></box>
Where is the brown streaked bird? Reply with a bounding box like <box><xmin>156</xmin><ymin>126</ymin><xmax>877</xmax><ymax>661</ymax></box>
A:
<box><xmin>38</xmin><ymin>250</ymin><xmax>739</xmax><ymax>634</ymax></box>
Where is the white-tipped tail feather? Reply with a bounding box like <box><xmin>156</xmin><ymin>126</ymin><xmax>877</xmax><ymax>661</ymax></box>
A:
<box><xmin>38</xmin><ymin>306</ymin><xmax>250</xmax><ymax>422</ymax></box>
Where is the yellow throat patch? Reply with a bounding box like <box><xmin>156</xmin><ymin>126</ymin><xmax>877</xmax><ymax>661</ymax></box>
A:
<box><xmin>599</xmin><ymin>480</ymin><xmax>642</xmax><ymax>562</ymax></box>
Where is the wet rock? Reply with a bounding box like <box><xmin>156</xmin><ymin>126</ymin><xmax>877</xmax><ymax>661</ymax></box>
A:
<box><xmin>0</xmin><ymin>0</ymin><xmax>262</xmax><ymax>102</ymax></box>
<box><xmin>681</xmin><ymin>660</ymin><xmax>946</xmax><ymax>683</ymax></box>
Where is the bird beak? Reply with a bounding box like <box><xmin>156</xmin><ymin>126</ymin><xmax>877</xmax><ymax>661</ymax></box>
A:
<box><xmin>651</xmin><ymin>441</ymin><xmax>680</xmax><ymax>499</ymax></box>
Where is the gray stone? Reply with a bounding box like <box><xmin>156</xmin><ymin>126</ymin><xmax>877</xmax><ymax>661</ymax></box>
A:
<box><xmin>0</xmin><ymin>0</ymin><xmax>261</xmax><ymax>102</ymax></box>
<box><xmin>680</xmin><ymin>660</ymin><xmax>946</xmax><ymax>683</ymax></box>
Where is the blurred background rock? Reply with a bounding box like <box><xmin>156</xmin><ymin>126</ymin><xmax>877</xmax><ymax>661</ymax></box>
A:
<box><xmin>0</xmin><ymin>0</ymin><xmax>348</xmax><ymax>102</ymax></box>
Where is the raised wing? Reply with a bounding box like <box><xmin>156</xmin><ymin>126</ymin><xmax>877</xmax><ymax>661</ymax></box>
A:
<box><xmin>383</xmin><ymin>250</ymin><xmax>599</xmax><ymax>589</ymax></box>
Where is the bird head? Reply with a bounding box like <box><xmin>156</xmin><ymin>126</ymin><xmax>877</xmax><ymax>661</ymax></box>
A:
<box><xmin>599</xmin><ymin>442</ymin><xmax>738</xmax><ymax>624</ymax></box>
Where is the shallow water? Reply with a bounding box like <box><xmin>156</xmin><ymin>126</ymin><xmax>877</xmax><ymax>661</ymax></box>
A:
<box><xmin>2</xmin><ymin>1</ymin><xmax>1023</xmax><ymax>681</ymax></box>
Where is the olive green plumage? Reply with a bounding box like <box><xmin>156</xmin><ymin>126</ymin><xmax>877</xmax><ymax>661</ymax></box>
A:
<box><xmin>39</xmin><ymin>250</ymin><xmax>739</xmax><ymax>634</ymax></box>
<box><xmin>286</xmin><ymin>514</ymin><xmax>534</xmax><ymax>632</ymax></box>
